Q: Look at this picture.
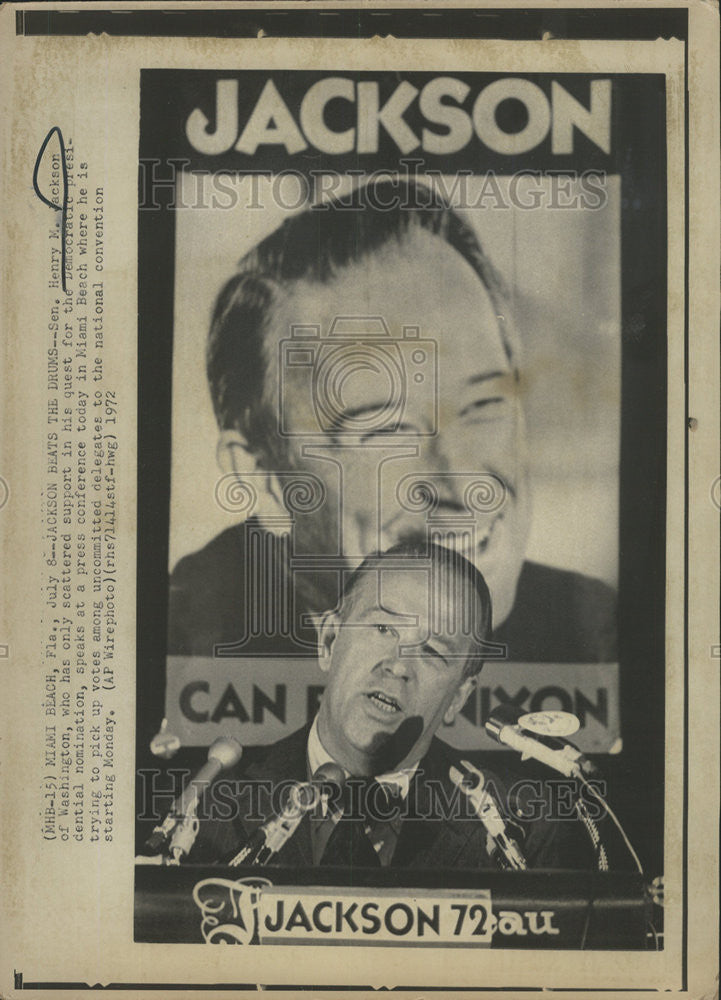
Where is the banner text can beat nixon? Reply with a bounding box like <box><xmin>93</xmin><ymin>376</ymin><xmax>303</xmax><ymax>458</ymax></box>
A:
<box><xmin>187</xmin><ymin>77</ymin><xmax>611</xmax><ymax>157</ymax></box>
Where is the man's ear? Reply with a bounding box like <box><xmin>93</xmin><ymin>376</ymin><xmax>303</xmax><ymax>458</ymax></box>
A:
<box><xmin>216</xmin><ymin>430</ymin><xmax>288</xmax><ymax>527</ymax></box>
<box><xmin>317</xmin><ymin>610</ymin><xmax>340</xmax><ymax>673</ymax></box>
<box><xmin>443</xmin><ymin>673</ymin><xmax>478</xmax><ymax>726</ymax></box>
<box><xmin>217</xmin><ymin>429</ymin><xmax>265</xmax><ymax>478</ymax></box>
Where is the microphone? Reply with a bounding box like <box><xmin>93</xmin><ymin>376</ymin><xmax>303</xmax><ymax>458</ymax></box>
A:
<box><xmin>450</xmin><ymin>760</ymin><xmax>527</xmax><ymax>871</ymax></box>
<box><xmin>228</xmin><ymin>763</ymin><xmax>345</xmax><ymax>867</ymax></box>
<box><xmin>485</xmin><ymin>704</ymin><xmax>598</xmax><ymax>779</ymax></box>
<box><xmin>145</xmin><ymin>737</ymin><xmax>243</xmax><ymax>855</ymax></box>
<box><xmin>312</xmin><ymin>762</ymin><xmax>346</xmax><ymax>819</ymax></box>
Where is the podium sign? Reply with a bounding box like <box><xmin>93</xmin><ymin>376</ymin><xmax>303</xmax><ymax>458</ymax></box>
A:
<box><xmin>135</xmin><ymin>866</ymin><xmax>650</xmax><ymax>950</ymax></box>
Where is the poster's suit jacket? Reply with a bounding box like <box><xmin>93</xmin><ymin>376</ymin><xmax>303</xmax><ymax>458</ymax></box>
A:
<box><xmin>168</xmin><ymin>521</ymin><xmax>617</xmax><ymax>662</ymax></box>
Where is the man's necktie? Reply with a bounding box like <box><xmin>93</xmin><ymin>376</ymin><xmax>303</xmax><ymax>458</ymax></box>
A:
<box><xmin>319</xmin><ymin>779</ymin><xmax>403</xmax><ymax>867</ymax></box>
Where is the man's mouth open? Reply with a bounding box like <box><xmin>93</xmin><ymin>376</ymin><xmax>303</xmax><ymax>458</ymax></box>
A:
<box><xmin>442</xmin><ymin>511</ymin><xmax>504</xmax><ymax>558</ymax></box>
<box><xmin>366</xmin><ymin>691</ymin><xmax>403</xmax><ymax>715</ymax></box>
<box><xmin>380</xmin><ymin>509</ymin><xmax>505</xmax><ymax>560</ymax></box>
<box><xmin>475</xmin><ymin>511</ymin><xmax>503</xmax><ymax>555</ymax></box>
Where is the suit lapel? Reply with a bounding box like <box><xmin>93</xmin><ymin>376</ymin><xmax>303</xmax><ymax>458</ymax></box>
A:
<box><xmin>393</xmin><ymin>739</ymin><xmax>486</xmax><ymax>869</ymax></box>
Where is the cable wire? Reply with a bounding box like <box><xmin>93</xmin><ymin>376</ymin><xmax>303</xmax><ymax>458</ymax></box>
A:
<box><xmin>579</xmin><ymin>774</ymin><xmax>644</xmax><ymax>875</ymax></box>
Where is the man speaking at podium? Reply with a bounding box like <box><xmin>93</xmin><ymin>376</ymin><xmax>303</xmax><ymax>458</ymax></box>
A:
<box><xmin>190</xmin><ymin>542</ymin><xmax>587</xmax><ymax>869</ymax></box>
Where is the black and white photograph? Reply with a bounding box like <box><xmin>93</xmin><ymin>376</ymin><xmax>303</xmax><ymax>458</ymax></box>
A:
<box><xmin>135</xmin><ymin>62</ymin><xmax>666</xmax><ymax>950</ymax></box>
<box><xmin>0</xmin><ymin>3</ymin><xmax>718</xmax><ymax>996</ymax></box>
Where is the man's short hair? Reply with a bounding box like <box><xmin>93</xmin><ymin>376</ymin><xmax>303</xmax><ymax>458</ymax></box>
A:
<box><xmin>339</xmin><ymin>540</ymin><xmax>492</xmax><ymax>679</ymax></box>
<box><xmin>206</xmin><ymin>177</ymin><xmax>514</xmax><ymax>465</ymax></box>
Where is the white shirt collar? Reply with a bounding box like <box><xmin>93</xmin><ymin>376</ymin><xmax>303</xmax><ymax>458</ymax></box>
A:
<box><xmin>307</xmin><ymin>716</ymin><xmax>418</xmax><ymax>801</ymax></box>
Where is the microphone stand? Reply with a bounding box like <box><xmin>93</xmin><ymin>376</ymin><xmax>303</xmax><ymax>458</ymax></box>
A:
<box><xmin>229</xmin><ymin>782</ymin><xmax>319</xmax><ymax>867</ymax></box>
<box><xmin>139</xmin><ymin>736</ymin><xmax>243</xmax><ymax>864</ymax></box>
<box><xmin>136</xmin><ymin>802</ymin><xmax>201</xmax><ymax>866</ymax></box>
<box><xmin>450</xmin><ymin>761</ymin><xmax>527</xmax><ymax>872</ymax></box>
<box><xmin>228</xmin><ymin>764</ymin><xmax>345</xmax><ymax>868</ymax></box>
<box><xmin>168</xmin><ymin>805</ymin><xmax>201</xmax><ymax>866</ymax></box>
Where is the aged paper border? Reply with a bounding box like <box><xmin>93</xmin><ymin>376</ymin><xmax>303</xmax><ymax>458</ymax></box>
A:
<box><xmin>0</xmin><ymin>2</ymin><xmax>718</xmax><ymax>997</ymax></box>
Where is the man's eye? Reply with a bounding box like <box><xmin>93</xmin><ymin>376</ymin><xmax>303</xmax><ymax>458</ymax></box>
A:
<box><xmin>376</xmin><ymin>624</ymin><xmax>396</xmax><ymax>637</ymax></box>
<box><xmin>358</xmin><ymin>422</ymin><xmax>423</xmax><ymax>443</ymax></box>
<box><xmin>422</xmin><ymin>643</ymin><xmax>448</xmax><ymax>666</ymax></box>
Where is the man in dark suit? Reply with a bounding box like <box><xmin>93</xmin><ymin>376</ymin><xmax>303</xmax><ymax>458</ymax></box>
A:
<box><xmin>189</xmin><ymin>543</ymin><xmax>589</xmax><ymax>870</ymax></box>
<box><xmin>168</xmin><ymin>178</ymin><xmax>616</xmax><ymax>665</ymax></box>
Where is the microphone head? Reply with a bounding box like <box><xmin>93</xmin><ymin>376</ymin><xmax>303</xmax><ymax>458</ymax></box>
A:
<box><xmin>488</xmin><ymin>703</ymin><xmax>524</xmax><ymax>726</ymax></box>
<box><xmin>290</xmin><ymin>782</ymin><xmax>319</xmax><ymax>812</ymax></box>
<box><xmin>459</xmin><ymin>760</ymin><xmax>485</xmax><ymax>791</ymax></box>
<box><xmin>485</xmin><ymin>703</ymin><xmax>523</xmax><ymax>743</ymax></box>
<box><xmin>313</xmin><ymin>762</ymin><xmax>345</xmax><ymax>790</ymax></box>
<box><xmin>207</xmin><ymin>737</ymin><xmax>243</xmax><ymax>769</ymax></box>
<box><xmin>449</xmin><ymin>761</ymin><xmax>485</xmax><ymax>793</ymax></box>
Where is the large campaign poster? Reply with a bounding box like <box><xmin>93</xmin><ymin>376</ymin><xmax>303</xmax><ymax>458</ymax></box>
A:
<box><xmin>136</xmin><ymin>66</ymin><xmax>667</xmax><ymax>881</ymax></box>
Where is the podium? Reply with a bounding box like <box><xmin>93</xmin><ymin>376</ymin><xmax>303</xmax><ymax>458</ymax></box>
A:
<box><xmin>135</xmin><ymin>865</ymin><xmax>653</xmax><ymax>949</ymax></box>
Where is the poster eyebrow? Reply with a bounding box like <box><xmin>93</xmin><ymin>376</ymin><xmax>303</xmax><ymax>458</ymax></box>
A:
<box><xmin>465</xmin><ymin>370</ymin><xmax>507</xmax><ymax>386</ymax></box>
